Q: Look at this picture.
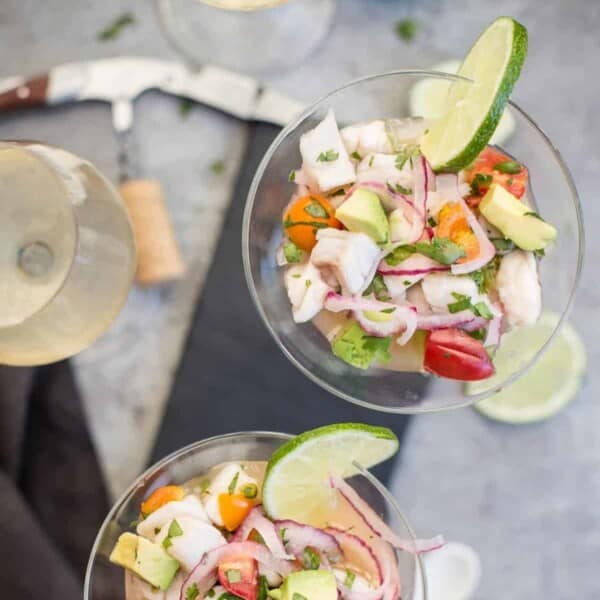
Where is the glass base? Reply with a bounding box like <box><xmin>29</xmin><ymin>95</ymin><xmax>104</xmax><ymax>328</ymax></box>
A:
<box><xmin>157</xmin><ymin>0</ymin><xmax>336</xmax><ymax>76</ymax></box>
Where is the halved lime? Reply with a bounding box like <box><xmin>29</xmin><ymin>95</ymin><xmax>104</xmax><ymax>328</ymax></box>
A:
<box><xmin>421</xmin><ymin>17</ymin><xmax>528</xmax><ymax>172</ymax></box>
<box><xmin>262</xmin><ymin>423</ymin><xmax>398</xmax><ymax>522</ymax></box>
<box><xmin>468</xmin><ymin>313</ymin><xmax>586</xmax><ymax>424</ymax></box>
<box><xmin>409</xmin><ymin>60</ymin><xmax>516</xmax><ymax>146</ymax></box>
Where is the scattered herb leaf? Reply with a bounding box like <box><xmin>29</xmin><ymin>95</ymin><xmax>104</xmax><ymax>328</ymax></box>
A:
<box><xmin>257</xmin><ymin>576</ymin><xmax>269</xmax><ymax>600</ymax></box>
<box><xmin>428</xmin><ymin>216</ymin><xmax>437</xmax><ymax>227</ymax></box>
<box><xmin>185</xmin><ymin>583</ymin><xmax>200</xmax><ymax>600</ymax></box>
<box><xmin>302</xmin><ymin>547</ymin><xmax>321</xmax><ymax>570</ymax></box>
<box><xmin>97</xmin><ymin>12</ymin><xmax>136</xmax><ymax>41</ymax></box>
<box><xmin>524</xmin><ymin>211</ymin><xmax>545</xmax><ymax>221</ymax></box>
<box><xmin>470</xmin><ymin>173</ymin><xmax>493</xmax><ymax>195</ymax></box>
<box><xmin>210</xmin><ymin>160</ymin><xmax>225</xmax><ymax>175</ymax></box>
<box><xmin>385</xmin><ymin>244</ymin><xmax>416</xmax><ymax>266</ymax></box>
<box><xmin>344</xmin><ymin>570</ymin><xmax>356</xmax><ymax>589</ymax></box>
<box><xmin>316</xmin><ymin>149</ymin><xmax>339</xmax><ymax>162</ymax></box>
<box><xmin>304</xmin><ymin>197</ymin><xmax>329</xmax><ymax>218</ymax></box>
<box><xmin>288</xmin><ymin>170</ymin><xmax>296</xmax><ymax>182</ymax></box>
<box><xmin>395</xmin><ymin>18</ymin><xmax>418</xmax><ymax>42</ymax></box>
<box><xmin>283</xmin><ymin>241</ymin><xmax>303</xmax><ymax>263</ymax></box>
<box><xmin>415</xmin><ymin>237</ymin><xmax>466</xmax><ymax>265</ymax></box>
<box><xmin>179</xmin><ymin>98</ymin><xmax>194</xmax><ymax>118</ymax></box>
<box><xmin>168</xmin><ymin>520</ymin><xmax>183</xmax><ymax>538</ymax></box>
<box><xmin>491</xmin><ymin>238</ymin><xmax>515</xmax><ymax>254</ymax></box>
<box><xmin>228</xmin><ymin>472</ymin><xmax>239</xmax><ymax>495</ymax></box>
<box><xmin>473</xmin><ymin>301</ymin><xmax>493</xmax><ymax>320</ymax></box>
<box><xmin>363</xmin><ymin>274</ymin><xmax>391</xmax><ymax>301</ymax></box>
<box><xmin>351</xmin><ymin>151</ymin><xmax>361</xmax><ymax>160</ymax></box>
<box><xmin>493</xmin><ymin>160</ymin><xmax>522</xmax><ymax>174</ymax></box>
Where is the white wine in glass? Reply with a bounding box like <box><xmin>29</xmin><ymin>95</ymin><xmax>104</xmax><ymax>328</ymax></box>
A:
<box><xmin>0</xmin><ymin>142</ymin><xmax>136</xmax><ymax>366</ymax></box>
<box><xmin>158</xmin><ymin>0</ymin><xmax>336</xmax><ymax>74</ymax></box>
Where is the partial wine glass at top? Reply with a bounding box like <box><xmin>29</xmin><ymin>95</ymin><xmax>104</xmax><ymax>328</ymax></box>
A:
<box><xmin>157</xmin><ymin>0</ymin><xmax>336</xmax><ymax>74</ymax></box>
<box><xmin>0</xmin><ymin>142</ymin><xmax>136</xmax><ymax>366</ymax></box>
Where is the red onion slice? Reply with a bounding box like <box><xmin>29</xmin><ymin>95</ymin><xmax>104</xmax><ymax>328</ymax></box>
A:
<box><xmin>324</xmin><ymin>292</ymin><xmax>399</xmax><ymax>314</ymax></box>
<box><xmin>416</xmin><ymin>310</ymin><xmax>488</xmax><ymax>331</ymax></box>
<box><xmin>274</xmin><ymin>519</ymin><xmax>341</xmax><ymax>561</ymax></box>
<box><xmin>232</xmin><ymin>507</ymin><xmax>293</xmax><ymax>560</ymax></box>
<box><xmin>451</xmin><ymin>197</ymin><xmax>496</xmax><ymax>275</ymax></box>
<box><xmin>325</xmin><ymin>527</ymin><xmax>383</xmax><ymax>585</ymax></box>
<box><xmin>180</xmin><ymin>541</ymin><xmax>293</xmax><ymax>600</ymax></box>
<box><xmin>378</xmin><ymin>254</ymin><xmax>449</xmax><ymax>277</ymax></box>
<box><xmin>484</xmin><ymin>304</ymin><xmax>503</xmax><ymax>347</ymax></box>
<box><xmin>329</xmin><ymin>475</ymin><xmax>444</xmax><ymax>555</ymax></box>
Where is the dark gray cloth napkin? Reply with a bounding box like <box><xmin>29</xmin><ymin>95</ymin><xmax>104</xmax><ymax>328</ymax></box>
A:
<box><xmin>153</xmin><ymin>123</ymin><xmax>422</xmax><ymax>484</ymax></box>
<box><xmin>0</xmin><ymin>362</ymin><xmax>115</xmax><ymax>600</ymax></box>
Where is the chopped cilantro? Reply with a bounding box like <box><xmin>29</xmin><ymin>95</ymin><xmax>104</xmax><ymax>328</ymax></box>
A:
<box><xmin>368</xmin><ymin>155</ymin><xmax>374</xmax><ymax>167</ymax></box>
<box><xmin>447</xmin><ymin>293</ymin><xmax>472</xmax><ymax>313</ymax></box>
<box><xmin>330</xmin><ymin>187</ymin><xmax>347</xmax><ymax>196</ymax></box>
<box><xmin>168</xmin><ymin>519</ymin><xmax>183</xmax><ymax>537</ymax></box>
<box><xmin>302</xmin><ymin>547</ymin><xmax>321</xmax><ymax>570</ymax></box>
<box><xmin>473</xmin><ymin>301</ymin><xmax>493</xmax><ymax>320</ymax></box>
<box><xmin>293</xmin><ymin>594</ymin><xmax>308</xmax><ymax>600</ymax></box>
<box><xmin>344</xmin><ymin>569</ymin><xmax>356</xmax><ymax>588</ymax></box>
<box><xmin>206</xmin><ymin>588</ymin><xmax>215</xmax><ymax>598</ymax></box>
<box><xmin>534</xmin><ymin>248</ymin><xmax>546</xmax><ymax>259</ymax></box>
<box><xmin>395</xmin><ymin>144</ymin><xmax>420</xmax><ymax>170</ymax></box>
<box><xmin>491</xmin><ymin>238</ymin><xmax>515</xmax><ymax>255</ymax></box>
<box><xmin>395</xmin><ymin>18</ymin><xmax>418</xmax><ymax>42</ymax></box>
<box><xmin>493</xmin><ymin>160</ymin><xmax>522</xmax><ymax>174</ymax></box>
<box><xmin>469</xmin><ymin>257</ymin><xmax>500</xmax><ymax>293</ymax></box>
<box><xmin>97</xmin><ymin>12</ymin><xmax>136</xmax><ymax>41</ymax></box>
<box><xmin>257</xmin><ymin>576</ymin><xmax>269</xmax><ymax>600</ymax></box>
<box><xmin>414</xmin><ymin>237</ymin><xmax>466</xmax><ymax>265</ymax></box>
<box><xmin>316</xmin><ymin>149</ymin><xmax>339</xmax><ymax>162</ymax></box>
<box><xmin>228</xmin><ymin>472</ymin><xmax>239</xmax><ymax>495</ymax></box>
<box><xmin>210</xmin><ymin>160</ymin><xmax>225</xmax><ymax>174</ymax></box>
<box><xmin>305</xmin><ymin>279</ymin><xmax>312</xmax><ymax>288</ymax></box>
<box><xmin>524</xmin><ymin>211</ymin><xmax>544</xmax><ymax>221</ymax></box>
<box><xmin>385</xmin><ymin>244</ymin><xmax>416</xmax><ymax>266</ymax></box>
<box><xmin>304</xmin><ymin>197</ymin><xmax>329</xmax><ymax>218</ymax></box>
<box><xmin>363</xmin><ymin>274</ymin><xmax>391</xmax><ymax>301</ymax></box>
<box><xmin>288</xmin><ymin>170</ymin><xmax>296</xmax><ymax>182</ymax></box>
<box><xmin>283</xmin><ymin>241</ymin><xmax>303</xmax><ymax>263</ymax></box>
<box><xmin>467</xmin><ymin>329</ymin><xmax>486</xmax><ymax>341</ymax></box>
<box><xmin>283</xmin><ymin>216</ymin><xmax>329</xmax><ymax>229</ymax></box>
<box><xmin>179</xmin><ymin>98</ymin><xmax>194</xmax><ymax>118</ymax></box>
<box><xmin>351</xmin><ymin>151</ymin><xmax>361</xmax><ymax>160</ymax></box>
<box><xmin>470</xmin><ymin>173</ymin><xmax>493</xmax><ymax>195</ymax></box>
<box><xmin>241</xmin><ymin>483</ymin><xmax>258</xmax><ymax>499</ymax></box>
<box><xmin>185</xmin><ymin>583</ymin><xmax>200</xmax><ymax>600</ymax></box>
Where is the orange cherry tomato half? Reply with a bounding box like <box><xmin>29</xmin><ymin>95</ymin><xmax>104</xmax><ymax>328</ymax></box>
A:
<box><xmin>140</xmin><ymin>485</ymin><xmax>185</xmax><ymax>516</ymax></box>
<box><xmin>218</xmin><ymin>556</ymin><xmax>259</xmax><ymax>600</ymax></box>
<box><xmin>465</xmin><ymin>146</ymin><xmax>528</xmax><ymax>206</ymax></box>
<box><xmin>283</xmin><ymin>193</ymin><xmax>342</xmax><ymax>252</ymax></box>
<box><xmin>424</xmin><ymin>328</ymin><xmax>494</xmax><ymax>381</ymax></box>
<box><xmin>218</xmin><ymin>493</ymin><xmax>255</xmax><ymax>532</ymax></box>
<box><xmin>436</xmin><ymin>203</ymin><xmax>480</xmax><ymax>263</ymax></box>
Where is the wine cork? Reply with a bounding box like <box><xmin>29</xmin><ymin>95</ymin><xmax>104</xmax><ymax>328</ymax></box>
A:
<box><xmin>120</xmin><ymin>179</ymin><xmax>185</xmax><ymax>286</ymax></box>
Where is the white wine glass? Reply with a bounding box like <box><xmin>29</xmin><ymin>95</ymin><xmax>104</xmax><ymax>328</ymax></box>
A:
<box><xmin>157</xmin><ymin>0</ymin><xmax>336</xmax><ymax>75</ymax></box>
<box><xmin>0</xmin><ymin>141</ymin><xmax>136</xmax><ymax>366</ymax></box>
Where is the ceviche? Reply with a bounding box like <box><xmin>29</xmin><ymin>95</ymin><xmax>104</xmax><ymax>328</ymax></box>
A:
<box><xmin>277</xmin><ymin>18</ymin><xmax>556</xmax><ymax>381</ymax></box>
<box><xmin>109</xmin><ymin>424</ymin><xmax>442</xmax><ymax>600</ymax></box>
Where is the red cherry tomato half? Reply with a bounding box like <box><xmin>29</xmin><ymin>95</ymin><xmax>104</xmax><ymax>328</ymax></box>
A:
<box><xmin>465</xmin><ymin>146</ymin><xmax>528</xmax><ymax>206</ymax></box>
<box><xmin>217</xmin><ymin>556</ymin><xmax>259</xmax><ymax>600</ymax></box>
<box><xmin>424</xmin><ymin>328</ymin><xmax>494</xmax><ymax>381</ymax></box>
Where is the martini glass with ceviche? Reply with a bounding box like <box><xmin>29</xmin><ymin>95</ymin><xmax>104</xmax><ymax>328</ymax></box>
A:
<box><xmin>242</xmin><ymin>17</ymin><xmax>583</xmax><ymax>412</ymax></box>
<box><xmin>86</xmin><ymin>424</ymin><xmax>441</xmax><ymax>600</ymax></box>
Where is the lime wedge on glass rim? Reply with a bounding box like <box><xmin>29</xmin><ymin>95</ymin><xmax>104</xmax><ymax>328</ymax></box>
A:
<box><xmin>468</xmin><ymin>312</ymin><xmax>587</xmax><ymax>424</ymax></box>
<box><xmin>421</xmin><ymin>16</ymin><xmax>528</xmax><ymax>172</ymax></box>
<box><xmin>262</xmin><ymin>423</ymin><xmax>398</xmax><ymax>522</ymax></box>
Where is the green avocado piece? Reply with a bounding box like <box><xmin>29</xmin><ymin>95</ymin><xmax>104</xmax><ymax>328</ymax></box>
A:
<box><xmin>479</xmin><ymin>183</ymin><xmax>557</xmax><ymax>251</ymax></box>
<box><xmin>109</xmin><ymin>532</ymin><xmax>179</xmax><ymax>591</ymax></box>
<box><xmin>335</xmin><ymin>188</ymin><xmax>389</xmax><ymax>243</ymax></box>
<box><xmin>276</xmin><ymin>570</ymin><xmax>338</xmax><ymax>600</ymax></box>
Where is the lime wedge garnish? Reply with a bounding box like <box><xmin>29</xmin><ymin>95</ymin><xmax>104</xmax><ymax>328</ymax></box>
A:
<box><xmin>262</xmin><ymin>423</ymin><xmax>398</xmax><ymax>522</ymax></box>
<box><xmin>468</xmin><ymin>313</ymin><xmax>586</xmax><ymax>424</ymax></box>
<box><xmin>421</xmin><ymin>17</ymin><xmax>528</xmax><ymax>172</ymax></box>
<box><xmin>409</xmin><ymin>60</ymin><xmax>516</xmax><ymax>146</ymax></box>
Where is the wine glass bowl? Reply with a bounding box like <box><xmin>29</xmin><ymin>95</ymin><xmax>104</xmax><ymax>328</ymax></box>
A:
<box><xmin>242</xmin><ymin>71</ymin><xmax>584</xmax><ymax>413</ymax></box>
<box><xmin>84</xmin><ymin>432</ymin><xmax>426</xmax><ymax>600</ymax></box>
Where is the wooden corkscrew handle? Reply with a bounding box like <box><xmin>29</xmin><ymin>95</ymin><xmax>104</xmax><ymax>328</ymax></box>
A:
<box><xmin>119</xmin><ymin>179</ymin><xmax>185</xmax><ymax>286</ymax></box>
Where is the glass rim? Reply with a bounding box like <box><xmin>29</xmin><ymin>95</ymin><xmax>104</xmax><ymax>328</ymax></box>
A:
<box><xmin>241</xmin><ymin>69</ymin><xmax>585</xmax><ymax>414</ymax></box>
<box><xmin>84</xmin><ymin>430</ymin><xmax>427</xmax><ymax>599</ymax></box>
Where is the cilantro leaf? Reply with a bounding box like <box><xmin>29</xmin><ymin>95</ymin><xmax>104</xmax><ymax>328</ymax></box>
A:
<box><xmin>97</xmin><ymin>12</ymin><xmax>136</xmax><ymax>41</ymax></box>
<box><xmin>414</xmin><ymin>237</ymin><xmax>466</xmax><ymax>265</ymax></box>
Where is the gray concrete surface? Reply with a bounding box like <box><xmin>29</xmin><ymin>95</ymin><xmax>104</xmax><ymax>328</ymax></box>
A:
<box><xmin>1</xmin><ymin>1</ymin><xmax>598</xmax><ymax>598</ymax></box>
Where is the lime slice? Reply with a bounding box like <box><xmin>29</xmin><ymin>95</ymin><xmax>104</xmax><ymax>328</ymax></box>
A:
<box><xmin>421</xmin><ymin>17</ymin><xmax>528</xmax><ymax>172</ymax></box>
<box><xmin>262</xmin><ymin>423</ymin><xmax>398</xmax><ymax>522</ymax></box>
<box><xmin>409</xmin><ymin>60</ymin><xmax>516</xmax><ymax>146</ymax></box>
<box><xmin>468</xmin><ymin>313</ymin><xmax>586</xmax><ymax>424</ymax></box>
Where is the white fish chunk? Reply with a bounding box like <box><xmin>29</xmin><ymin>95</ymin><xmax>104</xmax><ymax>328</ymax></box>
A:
<box><xmin>356</xmin><ymin>153</ymin><xmax>413</xmax><ymax>189</ymax></box>
<box><xmin>137</xmin><ymin>495</ymin><xmax>208</xmax><ymax>540</ymax></box>
<box><xmin>155</xmin><ymin>516</ymin><xmax>226</xmax><ymax>572</ymax></box>
<box><xmin>299</xmin><ymin>109</ymin><xmax>356</xmax><ymax>192</ymax></box>
<box><xmin>311</xmin><ymin>229</ymin><xmax>381</xmax><ymax>295</ymax></box>
<box><xmin>284</xmin><ymin>262</ymin><xmax>332</xmax><ymax>323</ymax></box>
<box><xmin>406</xmin><ymin>283</ymin><xmax>431</xmax><ymax>313</ymax></box>
<box><xmin>421</xmin><ymin>272</ymin><xmax>487</xmax><ymax>314</ymax></box>
<box><xmin>496</xmin><ymin>250</ymin><xmax>541</xmax><ymax>327</ymax></box>
<box><xmin>202</xmin><ymin>463</ymin><xmax>258</xmax><ymax>527</ymax></box>
<box><xmin>340</xmin><ymin>120</ymin><xmax>392</xmax><ymax>156</ymax></box>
